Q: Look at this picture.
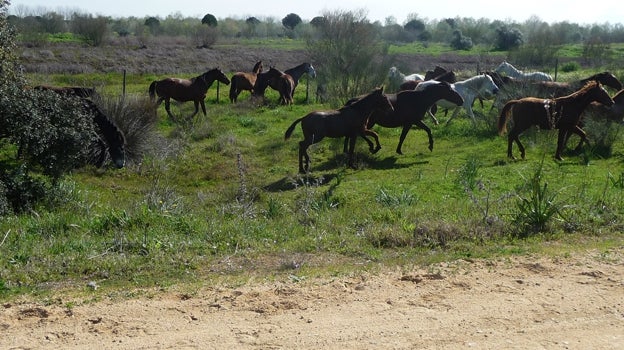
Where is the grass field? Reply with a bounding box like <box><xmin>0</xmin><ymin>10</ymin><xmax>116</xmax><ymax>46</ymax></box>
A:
<box><xmin>1</xmin><ymin>51</ymin><xmax>623</xmax><ymax>300</ymax></box>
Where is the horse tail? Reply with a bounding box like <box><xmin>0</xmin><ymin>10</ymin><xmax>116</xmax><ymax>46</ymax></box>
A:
<box><xmin>284</xmin><ymin>117</ymin><xmax>304</xmax><ymax>140</ymax></box>
<box><xmin>498</xmin><ymin>100</ymin><xmax>516</xmax><ymax>135</ymax></box>
<box><xmin>148</xmin><ymin>81</ymin><xmax>157</xmax><ymax>101</ymax></box>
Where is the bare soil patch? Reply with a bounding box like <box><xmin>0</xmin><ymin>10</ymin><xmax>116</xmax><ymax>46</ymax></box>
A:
<box><xmin>2</xmin><ymin>248</ymin><xmax>622</xmax><ymax>349</ymax></box>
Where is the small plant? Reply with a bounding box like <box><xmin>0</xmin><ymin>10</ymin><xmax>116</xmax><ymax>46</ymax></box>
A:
<box><xmin>513</xmin><ymin>160</ymin><xmax>565</xmax><ymax>235</ymax></box>
<box><xmin>456</xmin><ymin>155</ymin><xmax>481</xmax><ymax>190</ymax></box>
<box><xmin>375</xmin><ymin>187</ymin><xmax>416</xmax><ymax>206</ymax></box>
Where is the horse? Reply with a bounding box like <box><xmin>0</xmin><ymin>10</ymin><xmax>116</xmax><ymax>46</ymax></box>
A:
<box><xmin>363</xmin><ymin>81</ymin><xmax>464</xmax><ymax>155</ymax></box>
<box><xmin>416</xmin><ymin>74</ymin><xmax>499</xmax><ymax>125</ymax></box>
<box><xmin>82</xmin><ymin>99</ymin><xmax>126</xmax><ymax>169</ymax></box>
<box><xmin>34</xmin><ymin>85</ymin><xmax>98</xmax><ymax>99</ymax></box>
<box><xmin>33</xmin><ymin>85</ymin><xmax>126</xmax><ymax>168</ymax></box>
<box><xmin>149</xmin><ymin>68</ymin><xmax>230</xmax><ymax>119</ymax></box>
<box><xmin>397</xmin><ymin>69</ymin><xmax>457</xmax><ymax>124</ymax></box>
<box><xmin>388</xmin><ymin>66</ymin><xmax>424</xmax><ymax>91</ymax></box>
<box><xmin>284</xmin><ymin>62</ymin><xmax>316</xmax><ymax>91</ymax></box>
<box><xmin>531</xmin><ymin>71</ymin><xmax>623</xmax><ymax>98</ymax></box>
<box><xmin>494</xmin><ymin>61</ymin><xmax>553</xmax><ymax>82</ymax></box>
<box><xmin>284</xmin><ymin>87</ymin><xmax>393</xmax><ymax>173</ymax></box>
<box><xmin>229</xmin><ymin>61</ymin><xmax>263</xmax><ymax>103</ymax></box>
<box><xmin>254</xmin><ymin>67</ymin><xmax>296</xmax><ymax>105</ymax></box>
<box><xmin>498</xmin><ymin>81</ymin><xmax>614</xmax><ymax>161</ymax></box>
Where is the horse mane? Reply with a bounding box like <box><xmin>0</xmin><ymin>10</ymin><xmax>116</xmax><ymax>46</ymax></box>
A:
<box><xmin>555</xmin><ymin>80</ymin><xmax>600</xmax><ymax>101</ymax></box>
<box><xmin>82</xmin><ymin>99</ymin><xmax>126</xmax><ymax>168</ymax></box>
<box><xmin>252</xmin><ymin>61</ymin><xmax>263</xmax><ymax>73</ymax></box>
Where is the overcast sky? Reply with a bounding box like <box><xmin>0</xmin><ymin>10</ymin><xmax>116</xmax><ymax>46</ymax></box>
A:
<box><xmin>8</xmin><ymin>0</ymin><xmax>622</xmax><ymax>25</ymax></box>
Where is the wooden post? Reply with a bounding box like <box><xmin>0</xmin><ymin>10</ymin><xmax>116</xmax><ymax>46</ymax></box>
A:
<box><xmin>554</xmin><ymin>58</ymin><xmax>559</xmax><ymax>82</ymax></box>
<box><xmin>122</xmin><ymin>69</ymin><xmax>126</xmax><ymax>97</ymax></box>
<box><xmin>216</xmin><ymin>81</ymin><xmax>220</xmax><ymax>103</ymax></box>
<box><xmin>305</xmin><ymin>75</ymin><xmax>310</xmax><ymax>104</ymax></box>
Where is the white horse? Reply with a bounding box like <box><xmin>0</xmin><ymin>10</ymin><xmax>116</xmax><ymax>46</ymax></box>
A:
<box><xmin>416</xmin><ymin>74</ymin><xmax>499</xmax><ymax>125</ymax></box>
<box><xmin>388</xmin><ymin>66</ymin><xmax>424</xmax><ymax>90</ymax></box>
<box><xmin>494</xmin><ymin>61</ymin><xmax>553</xmax><ymax>82</ymax></box>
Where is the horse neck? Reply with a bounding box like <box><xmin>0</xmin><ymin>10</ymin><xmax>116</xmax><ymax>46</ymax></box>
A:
<box><xmin>556</xmin><ymin>86</ymin><xmax>603</xmax><ymax>111</ymax></box>
<box><xmin>285</xmin><ymin>64</ymin><xmax>306</xmax><ymax>82</ymax></box>
<box><xmin>252</xmin><ymin>62</ymin><xmax>263</xmax><ymax>73</ymax></box>
<box><xmin>88</xmin><ymin>102</ymin><xmax>124</xmax><ymax>147</ymax></box>
<box><xmin>347</xmin><ymin>93</ymin><xmax>382</xmax><ymax>118</ymax></box>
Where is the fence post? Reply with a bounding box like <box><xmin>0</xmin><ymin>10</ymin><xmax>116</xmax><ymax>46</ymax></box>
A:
<box><xmin>554</xmin><ymin>58</ymin><xmax>559</xmax><ymax>82</ymax></box>
<box><xmin>122</xmin><ymin>69</ymin><xmax>126</xmax><ymax>97</ymax></box>
<box><xmin>217</xmin><ymin>81</ymin><xmax>220</xmax><ymax>103</ymax></box>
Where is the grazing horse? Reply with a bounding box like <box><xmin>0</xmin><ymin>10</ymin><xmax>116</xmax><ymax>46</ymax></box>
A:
<box><xmin>33</xmin><ymin>85</ymin><xmax>126</xmax><ymax>168</ymax></box>
<box><xmin>416</xmin><ymin>74</ymin><xmax>499</xmax><ymax>125</ymax></box>
<box><xmin>498</xmin><ymin>81</ymin><xmax>614</xmax><ymax>160</ymax></box>
<box><xmin>254</xmin><ymin>67</ymin><xmax>296</xmax><ymax>105</ymax></box>
<box><xmin>284</xmin><ymin>87</ymin><xmax>393</xmax><ymax>173</ymax></box>
<box><xmin>229</xmin><ymin>61</ymin><xmax>263</xmax><ymax>103</ymax></box>
<box><xmin>82</xmin><ymin>99</ymin><xmax>126</xmax><ymax>168</ymax></box>
<box><xmin>494</xmin><ymin>61</ymin><xmax>553</xmax><ymax>81</ymax></box>
<box><xmin>34</xmin><ymin>85</ymin><xmax>98</xmax><ymax>99</ymax></box>
<box><xmin>149</xmin><ymin>68</ymin><xmax>230</xmax><ymax>119</ymax></box>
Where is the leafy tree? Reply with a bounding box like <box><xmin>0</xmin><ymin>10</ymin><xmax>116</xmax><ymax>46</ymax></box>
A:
<box><xmin>201</xmin><ymin>13</ymin><xmax>217</xmax><ymax>27</ymax></box>
<box><xmin>70</xmin><ymin>13</ymin><xmax>109</xmax><ymax>46</ymax></box>
<box><xmin>306</xmin><ymin>10</ymin><xmax>390</xmax><ymax>102</ymax></box>
<box><xmin>0</xmin><ymin>0</ymin><xmax>95</xmax><ymax>214</ymax></box>
<box><xmin>404</xmin><ymin>19</ymin><xmax>425</xmax><ymax>32</ymax></box>
<box><xmin>282</xmin><ymin>13</ymin><xmax>302</xmax><ymax>30</ymax></box>
<box><xmin>450</xmin><ymin>29</ymin><xmax>473</xmax><ymax>50</ymax></box>
<box><xmin>494</xmin><ymin>25</ymin><xmax>524</xmax><ymax>50</ymax></box>
<box><xmin>144</xmin><ymin>16</ymin><xmax>160</xmax><ymax>35</ymax></box>
<box><xmin>310</xmin><ymin>16</ymin><xmax>326</xmax><ymax>28</ymax></box>
<box><xmin>244</xmin><ymin>16</ymin><xmax>260</xmax><ymax>37</ymax></box>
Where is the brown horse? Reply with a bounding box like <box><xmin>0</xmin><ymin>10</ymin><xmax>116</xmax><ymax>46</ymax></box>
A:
<box><xmin>531</xmin><ymin>71</ymin><xmax>623</xmax><ymax>97</ymax></box>
<box><xmin>149</xmin><ymin>68</ymin><xmax>230</xmax><ymax>119</ymax></box>
<box><xmin>284</xmin><ymin>87</ymin><xmax>393</xmax><ymax>173</ymax></box>
<box><xmin>229</xmin><ymin>61</ymin><xmax>263</xmax><ymax>103</ymax></box>
<box><xmin>498</xmin><ymin>81</ymin><xmax>614</xmax><ymax>160</ymax></box>
<box><xmin>34</xmin><ymin>85</ymin><xmax>98</xmax><ymax>99</ymax></box>
<box><xmin>254</xmin><ymin>67</ymin><xmax>296</xmax><ymax>105</ymax></box>
<box><xmin>398</xmin><ymin>66</ymin><xmax>456</xmax><ymax>90</ymax></box>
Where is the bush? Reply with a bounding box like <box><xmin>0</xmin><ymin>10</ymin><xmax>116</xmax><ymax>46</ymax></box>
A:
<box><xmin>560</xmin><ymin>61</ymin><xmax>580</xmax><ymax>72</ymax></box>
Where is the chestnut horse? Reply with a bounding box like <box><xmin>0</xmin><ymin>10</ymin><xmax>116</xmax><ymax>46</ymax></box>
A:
<box><xmin>229</xmin><ymin>61</ymin><xmax>263</xmax><ymax>103</ymax></box>
<box><xmin>284</xmin><ymin>87</ymin><xmax>393</xmax><ymax>173</ymax></box>
<box><xmin>149</xmin><ymin>68</ymin><xmax>230</xmax><ymax>119</ymax></box>
<box><xmin>254</xmin><ymin>67</ymin><xmax>296</xmax><ymax>105</ymax></box>
<box><xmin>498</xmin><ymin>81</ymin><xmax>614</xmax><ymax>160</ymax></box>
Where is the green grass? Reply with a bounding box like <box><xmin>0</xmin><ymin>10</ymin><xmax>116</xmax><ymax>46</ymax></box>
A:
<box><xmin>2</xmin><ymin>65</ymin><xmax>623</xmax><ymax>301</ymax></box>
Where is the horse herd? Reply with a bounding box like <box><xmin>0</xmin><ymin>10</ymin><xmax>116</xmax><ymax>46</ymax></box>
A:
<box><xmin>37</xmin><ymin>60</ymin><xmax>624</xmax><ymax>173</ymax></box>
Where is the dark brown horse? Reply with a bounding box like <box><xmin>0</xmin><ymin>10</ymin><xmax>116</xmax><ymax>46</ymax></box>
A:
<box><xmin>366</xmin><ymin>81</ymin><xmax>463</xmax><ymax>155</ymax></box>
<box><xmin>284</xmin><ymin>62</ymin><xmax>316</xmax><ymax>93</ymax></box>
<box><xmin>229</xmin><ymin>61</ymin><xmax>263</xmax><ymax>103</ymax></box>
<box><xmin>254</xmin><ymin>67</ymin><xmax>296</xmax><ymax>105</ymax></box>
<box><xmin>34</xmin><ymin>85</ymin><xmax>98</xmax><ymax>99</ymax></box>
<box><xmin>284</xmin><ymin>87</ymin><xmax>393</xmax><ymax>173</ymax></box>
<box><xmin>498</xmin><ymin>81</ymin><xmax>614</xmax><ymax>160</ymax></box>
<box><xmin>531</xmin><ymin>71</ymin><xmax>623</xmax><ymax>97</ymax></box>
<box><xmin>398</xmin><ymin>66</ymin><xmax>456</xmax><ymax>90</ymax></box>
<box><xmin>149</xmin><ymin>68</ymin><xmax>230</xmax><ymax>119</ymax></box>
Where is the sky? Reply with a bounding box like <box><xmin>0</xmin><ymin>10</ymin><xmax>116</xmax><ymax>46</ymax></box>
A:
<box><xmin>7</xmin><ymin>0</ymin><xmax>622</xmax><ymax>25</ymax></box>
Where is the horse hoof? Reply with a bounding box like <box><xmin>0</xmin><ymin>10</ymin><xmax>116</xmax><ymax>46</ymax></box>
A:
<box><xmin>428</xmin><ymin>146</ymin><xmax>433</xmax><ymax>152</ymax></box>
<box><xmin>371</xmin><ymin>147</ymin><xmax>381</xmax><ymax>154</ymax></box>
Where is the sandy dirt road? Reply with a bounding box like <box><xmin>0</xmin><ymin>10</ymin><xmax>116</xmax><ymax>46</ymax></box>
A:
<box><xmin>1</xmin><ymin>248</ymin><xmax>623</xmax><ymax>349</ymax></box>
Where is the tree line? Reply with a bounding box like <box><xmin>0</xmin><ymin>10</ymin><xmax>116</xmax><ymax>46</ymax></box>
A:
<box><xmin>8</xmin><ymin>3</ymin><xmax>624</xmax><ymax>51</ymax></box>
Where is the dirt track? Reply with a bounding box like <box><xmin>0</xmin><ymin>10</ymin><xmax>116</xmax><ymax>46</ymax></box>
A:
<box><xmin>2</xmin><ymin>248</ymin><xmax>622</xmax><ymax>349</ymax></box>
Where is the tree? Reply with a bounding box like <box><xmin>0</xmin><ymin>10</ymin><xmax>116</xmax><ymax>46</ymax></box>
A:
<box><xmin>0</xmin><ymin>0</ymin><xmax>95</xmax><ymax>214</ymax></box>
<box><xmin>282</xmin><ymin>13</ymin><xmax>301</xmax><ymax>30</ymax></box>
<box><xmin>306</xmin><ymin>10</ymin><xmax>390</xmax><ymax>102</ymax></box>
<box><xmin>310</xmin><ymin>16</ymin><xmax>326</xmax><ymax>28</ymax></box>
<box><xmin>450</xmin><ymin>29</ymin><xmax>473</xmax><ymax>50</ymax></box>
<box><xmin>494</xmin><ymin>25</ymin><xmax>524</xmax><ymax>50</ymax></box>
<box><xmin>71</xmin><ymin>13</ymin><xmax>109</xmax><ymax>46</ymax></box>
<box><xmin>201</xmin><ymin>13</ymin><xmax>217</xmax><ymax>27</ymax></box>
<box><xmin>144</xmin><ymin>16</ymin><xmax>160</xmax><ymax>35</ymax></box>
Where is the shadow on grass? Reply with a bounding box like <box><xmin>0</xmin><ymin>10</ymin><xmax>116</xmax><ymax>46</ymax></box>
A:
<box><xmin>263</xmin><ymin>173</ymin><xmax>340</xmax><ymax>192</ymax></box>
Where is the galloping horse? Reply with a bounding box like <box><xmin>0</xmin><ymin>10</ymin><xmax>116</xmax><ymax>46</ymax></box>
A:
<box><xmin>494</xmin><ymin>61</ymin><xmax>553</xmax><ymax>81</ymax></box>
<box><xmin>284</xmin><ymin>87</ymin><xmax>393</xmax><ymax>173</ymax></box>
<box><xmin>254</xmin><ymin>67</ymin><xmax>296</xmax><ymax>105</ymax></box>
<box><xmin>229</xmin><ymin>61</ymin><xmax>263</xmax><ymax>103</ymax></box>
<box><xmin>365</xmin><ymin>81</ymin><xmax>464</xmax><ymax>155</ymax></box>
<box><xmin>149</xmin><ymin>68</ymin><xmax>230</xmax><ymax>119</ymax></box>
<box><xmin>498</xmin><ymin>81</ymin><xmax>614</xmax><ymax>160</ymax></box>
<box><xmin>531</xmin><ymin>71</ymin><xmax>622</xmax><ymax>97</ymax></box>
<box><xmin>388</xmin><ymin>66</ymin><xmax>425</xmax><ymax>91</ymax></box>
<box><xmin>416</xmin><ymin>74</ymin><xmax>499</xmax><ymax>125</ymax></box>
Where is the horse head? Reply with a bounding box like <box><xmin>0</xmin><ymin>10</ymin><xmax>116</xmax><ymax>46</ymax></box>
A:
<box><xmin>212</xmin><ymin>68</ymin><xmax>231</xmax><ymax>85</ymax></box>
<box><xmin>478</xmin><ymin>74</ymin><xmax>499</xmax><ymax>98</ymax></box>
<box><xmin>306</xmin><ymin>63</ymin><xmax>317</xmax><ymax>79</ymax></box>
<box><xmin>585</xmin><ymin>72</ymin><xmax>623</xmax><ymax>91</ymax></box>
<box><xmin>252</xmin><ymin>61</ymin><xmax>263</xmax><ymax>74</ymax></box>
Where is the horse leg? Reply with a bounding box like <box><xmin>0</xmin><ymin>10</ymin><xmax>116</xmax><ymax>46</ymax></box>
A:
<box><xmin>164</xmin><ymin>98</ymin><xmax>176</xmax><ymax>120</ymax></box>
<box><xmin>570</xmin><ymin>125</ymin><xmax>589</xmax><ymax>152</ymax></box>
<box><xmin>414</xmin><ymin>120</ymin><xmax>434</xmax><ymax>151</ymax></box>
<box><xmin>555</xmin><ymin>129</ymin><xmax>570</xmax><ymax>161</ymax></box>
<box><xmin>507</xmin><ymin>127</ymin><xmax>526</xmax><ymax>160</ymax></box>
<box><xmin>347</xmin><ymin>136</ymin><xmax>357</xmax><ymax>169</ymax></box>
<box><xmin>298</xmin><ymin>141</ymin><xmax>310</xmax><ymax>173</ymax></box>
<box><xmin>188</xmin><ymin>101</ymin><xmax>200</xmax><ymax>119</ymax></box>
<box><xmin>200</xmin><ymin>100</ymin><xmax>207</xmax><ymax>116</ymax></box>
<box><xmin>428</xmin><ymin>105</ymin><xmax>440</xmax><ymax>125</ymax></box>
<box><xmin>445</xmin><ymin>107</ymin><xmax>462</xmax><ymax>125</ymax></box>
<box><xmin>395</xmin><ymin>125</ymin><xmax>411</xmax><ymax>155</ymax></box>
<box><xmin>363</xmin><ymin>129</ymin><xmax>381</xmax><ymax>154</ymax></box>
